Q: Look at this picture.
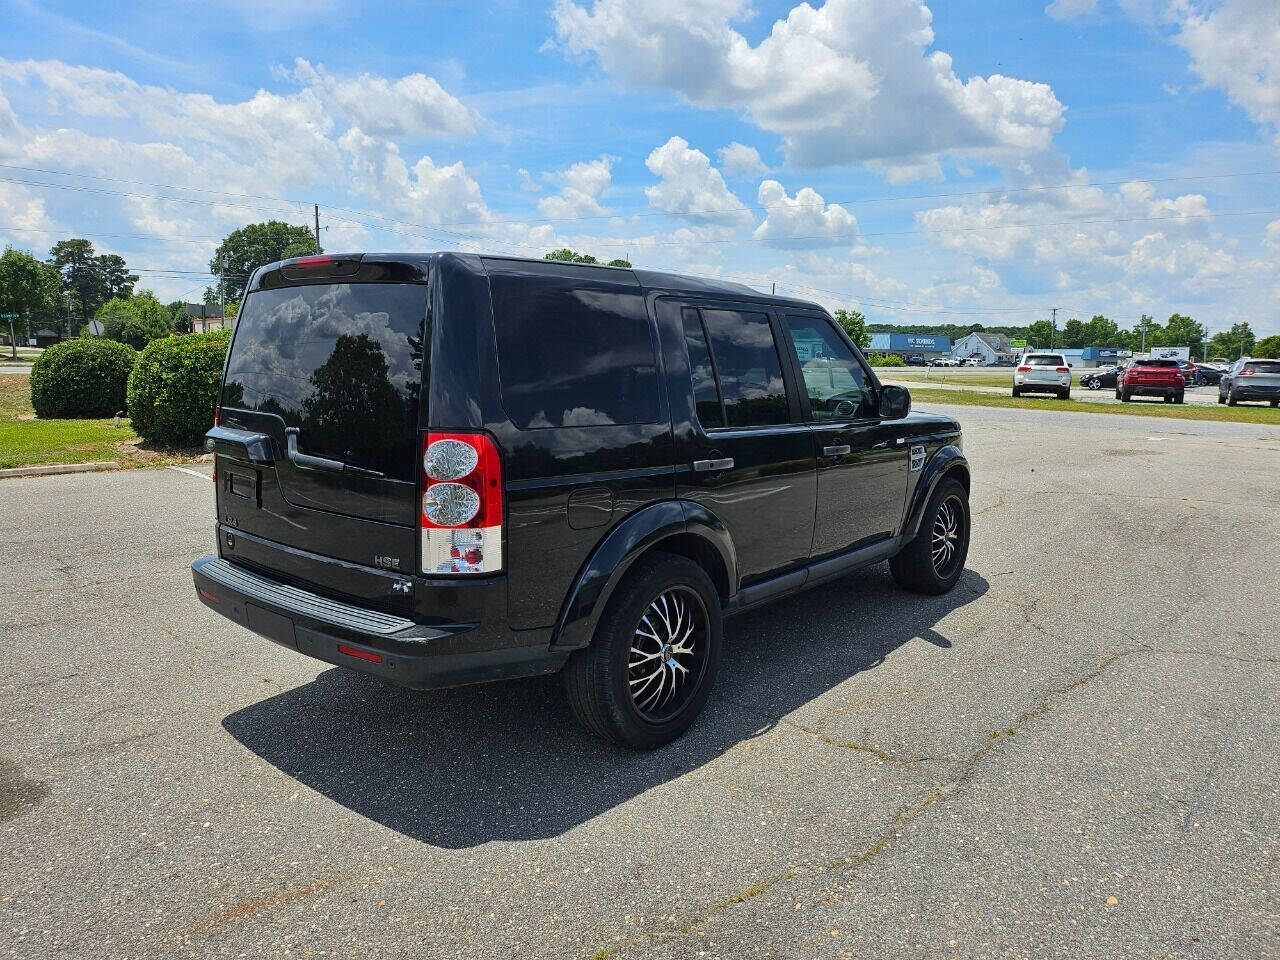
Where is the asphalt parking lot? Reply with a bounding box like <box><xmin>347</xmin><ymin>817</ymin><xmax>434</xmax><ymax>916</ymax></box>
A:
<box><xmin>3</xmin><ymin>403</ymin><xmax>1278</xmax><ymax>959</ymax></box>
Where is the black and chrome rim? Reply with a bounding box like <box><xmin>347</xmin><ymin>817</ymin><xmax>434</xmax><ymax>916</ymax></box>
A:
<box><xmin>931</xmin><ymin>495</ymin><xmax>965</xmax><ymax>577</ymax></box>
<box><xmin>628</xmin><ymin>586</ymin><xmax>709</xmax><ymax>723</ymax></box>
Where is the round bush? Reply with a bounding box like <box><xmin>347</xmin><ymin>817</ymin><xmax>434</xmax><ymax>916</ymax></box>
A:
<box><xmin>30</xmin><ymin>338</ymin><xmax>138</xmax><ymax>418</ymax></box>
<box><xmin>127</xmin><ymin>328</ymin><xmax>231</xmax><ymax>447</ymax></box>
<box><xmin>867</xmin><ymin>353</ymin><xmax>905</xmax><ymax>367</ymax></box>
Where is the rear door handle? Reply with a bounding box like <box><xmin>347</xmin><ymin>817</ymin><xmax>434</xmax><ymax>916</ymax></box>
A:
<box><xmin>692</xmin><ymin>458</ymin><xmax>734</xmax><ymax>472</ymax></box>
<box><xmin>822</xmin><ymin>444</ymin><xmax>851</xmax><ymax>457</ymax></box>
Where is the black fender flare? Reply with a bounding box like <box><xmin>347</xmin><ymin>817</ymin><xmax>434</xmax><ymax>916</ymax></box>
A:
<box><xmin>551</xmin><ymin>499</ymin><xmax>737</xmax><ymax>652</ymax></box>
<box><xmin>903</xmin><ymin>446</ymin><xmax>969</xmax><ymax>539</ymax></box>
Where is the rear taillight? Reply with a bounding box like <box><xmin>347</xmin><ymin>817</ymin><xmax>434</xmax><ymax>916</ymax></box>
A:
<box><xmin>1056</xmin><ymin>366</ymin><xmax>1069</xmax><ymax>373</ymax></box>
<box><xmin>212</xmin><ymin>412</ymin><xmax>219</xmax><ymax>487</ymax></box>
<box><xmin>1017</xmin><ymin>365</ymin><xmax>1031</xmax><ymax>372</ymax></box>
<box><xmin>1241</xmin><ymin>367</ymin><xmax>1255</xmax><ymax>376</ymax></box>
<box><xmin>420</xmin><ymin>431</ymin><xmax>503</xmax><ymax>575</ymax></box>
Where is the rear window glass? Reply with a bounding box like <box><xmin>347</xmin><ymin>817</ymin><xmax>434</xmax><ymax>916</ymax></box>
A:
<box><xmin>222</xmin><ymin>283</ymin><xmax>427</xmax><ymax>481</ymax></box>
<box><xmin>1025</xmin><ymin>355</ymin><xmax>1065</xmax><ymax>366</ymax></box>
<box><xmin>1245</xmin><ymin>361</ymin><xmax>1280</xmax><ymax>374</ymax></box>
<box><xmin>701</xmin><ymin>308</ymin><xmax>789</xmax><ymax>427</ymax></box>
<box><xmin>1134</xmin><ymin>359</ymin><xmax>1178</xmax><ymax>367</ymax></box>
<box><xmin>490</xmin><ymin>275</ymin><xmax>659</xmax><ymax>429</ymax></box>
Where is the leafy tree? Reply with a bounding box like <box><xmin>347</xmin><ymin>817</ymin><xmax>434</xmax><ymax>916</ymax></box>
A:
<box><xmin>95</xmin><ymin>291</ymin><xmax>173</xmax><ymax>349</ymax></box>
<box><xmin>1252</xmin><ymin>335</ymin><xmax>1280</xmax><ymax>359</ymax></box>
<box><xmin>0</xmin><ymin>248</ymin><xmax>60</xmax><ymax>358</ymax></box>
<box><xmin>49</xmin><ymin>238</ymin><xmax>104</xmax><ymax>328</ymax></box>
<box><xmin>97</xmin><ymin>254</ymin><xmax>138</xmax><ymax>300</ymax></box>
<box><xmin>1081</xmin><ymin>314</ymin><xmax>1122</xmax><ymax>346</ymax></box>
<box><xmin>833</xmin><ymin>308</ymin><xmax>870</xmax><ymax>350</ymax></box>
<box><xmin>210</xmin><ymin>221</ymin><xmax>320</xmax><ymax>300</ymax></box>
<box><xmin>1154</xmin><ymin>313</ymin><xmax>1206</xmax><ymax>354</ymax></box>
<box><xmin>1027</xmin><ymin>319</ymin><xmax>1055</xmax><ymax>348</ymax></box>
<box><xmin>1060</xmin><ymin>318</ymin><xmax>1085</xmax><ymax>349</ymax></box>
<box><xmin>1127</xmin><ymin>314</ymin><xmax>1158</xmax><ymax>352</ymax></box>
<box><xmin>607</xmin><ymin>258</ymin><xmax>632</xmax><ymax>268</ymax></box>
<box><xmin>1207</xmin><ymin>321</ymin><xmax>1255</xmax><ymax>360</ymax></box>
<box><xmin>168</xmin><ymin>300</ymin><xmax>193</xmax><ymax>334</ymax></box>
<box><xmin>544</xmin><ymin>248</ymin><xmax>599</xmax><ymax>264</ymax></box>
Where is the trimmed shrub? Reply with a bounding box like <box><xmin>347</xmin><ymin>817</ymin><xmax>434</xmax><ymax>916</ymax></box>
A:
<box><xmin>867</xmin><ymin>353</ymin><xmax>905</xmax><ymax>367</ymax></box>
<box><xmin>30</xmin><ymin>338</ymin><xmax>138</xmax><ymax>418</ymax></box>
<box><xmin>127</xmin><ymin>328</ymin><xmax>231</xmax><ymax>446</ymax></box>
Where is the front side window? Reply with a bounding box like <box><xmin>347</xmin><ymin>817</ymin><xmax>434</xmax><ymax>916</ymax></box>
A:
<box><xmin>490</xmin><ymin>275</ymin><xmax>659</xmax><ymax>429</ymax></box>
<box><xmin>783</xmin><ymin>316</ymin><xmax>875</xmax><ymax>420</ymax></box>
<box><xmin>699</xmin><ymin>308</ymin><xmax>789</xmax><ymax>427</ymax></box>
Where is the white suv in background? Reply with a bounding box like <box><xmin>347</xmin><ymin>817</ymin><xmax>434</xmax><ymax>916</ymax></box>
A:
<box><xmin>1013</xmin><ymin>353</ymin><xmax>1072</xmax><ymax>400</ymax></box>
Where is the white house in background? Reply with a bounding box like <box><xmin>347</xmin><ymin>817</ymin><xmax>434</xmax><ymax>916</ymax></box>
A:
<box><xmin>952</xmin><ymin>332</ymin><xmax>1014</xmax><ymax>364</ymax></box>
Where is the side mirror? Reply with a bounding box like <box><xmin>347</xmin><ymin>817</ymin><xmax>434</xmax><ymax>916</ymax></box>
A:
<box><xmin>879</xmin><ymin>384</ymin><xmax>911</xmax><ymax>420</ymax></box>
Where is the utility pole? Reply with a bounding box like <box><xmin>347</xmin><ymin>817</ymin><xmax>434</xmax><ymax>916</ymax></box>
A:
<box><xmin>1050</xmin><ymin>307</ymin><xmax>1059</xmax><ymax>348</ymax></box>
<box><xmin>314</xmin><ymin>204</ymin><xmax>321</xmax><ymax>250</ymax></box>
<box><xmin>219</xmin><ymin>252</ymin><xmax>225</xmax><ymax>330</ymax></box>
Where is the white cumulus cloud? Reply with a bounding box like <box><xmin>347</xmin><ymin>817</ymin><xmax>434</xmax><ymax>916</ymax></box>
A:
<box><xmin>538</xmin><ymin>156</ymin><xmax>614</xmax><ymax>218</ymax></box>
<box><xmin>717</xmin><ymin>142</ymin><xmax>769</xmax><ymax>177</ymax></box>
<box><xmin>644</xmin><ymin>136</ymin><xmax>753</xmax><ymax>228</ymax></box>
<box><xmin>752</xmin><ymin>181</ymin><xmax>858</xmax><ymax>248</ymax></box>
<box><xmin>553</xmin><ymin>0</ymin><xmax>1065</xmax><ymax>172</ymax></box>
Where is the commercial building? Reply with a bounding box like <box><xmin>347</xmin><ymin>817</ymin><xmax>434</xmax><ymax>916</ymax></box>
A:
<box><xmin>951</xmin><ymin>332</ymin><xmax>1015</xmax><ymax>364</ymax></box>
<box><xmin>868</xmin><ymin>332</ymin><xmax>952</xmax><ymax>361</ymax></box>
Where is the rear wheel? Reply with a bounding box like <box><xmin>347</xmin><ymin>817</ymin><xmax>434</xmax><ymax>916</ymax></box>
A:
<box><xmin>1218</xmin><ymin>391</ymin><xmax>1226</xmax><ymax>405</ymax></box>
<box><xmin>1060</xmin><ymin>389</ymin><xmax>1070</xmax><ymax>400</ymax></box>
<box><xmin>1087</xmin><ymin>379</ymin><xmax>1101</xmax><ymax>390</ymax></box>
<box><xmin>563</xmin><ymin>553</ymin><xmax>722</xmax><ymax>749</ymax></box>
<box><xmin>1271</xmin><ymin>400</ymin><xmax>1278</xmax><ymax>408</ymax></box>
<box><xmin>1228</xmin><ymin>388</ymin><xmax>1238</xmax><ymax>406</ymax></box>
<box><xmin>1121</xmin><ymin>390</ymin><xmax>1131</xmax><ymax>402</ymax></box>
<box><xmin>890</xmin><ymin>477</ymin><xmax>970</xmax><ymax>595</ymax></box>
<box><xmin>1175</xmin><ymin>392</ymin><xmax>1184</xmax><ymax>405</ymax></box>
<box><xmin>1011</xmin><ymin>387</ymin><xmax>1021</xmax><ymax>398</ymax></box>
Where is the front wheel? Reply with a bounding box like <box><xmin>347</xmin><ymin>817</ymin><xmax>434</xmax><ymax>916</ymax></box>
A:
<box><xmin>890</xmin><ymin>477</ymin><xmax>970</xmax><ymax>595</ymax></box>
<box><xmin>563</xmin><ymin>553</ymin><xmax>722</xmax><ymax>749</ymax></box>
<box><xmin>1087</xmin><ymin>379</ymin><xmax>1101</xmax><ymax>390</ymax></box>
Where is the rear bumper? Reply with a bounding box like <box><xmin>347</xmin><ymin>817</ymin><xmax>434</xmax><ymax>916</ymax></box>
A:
<box><xmin>192</xmin><ymin>556</ymin><xmax>566</xmax><ymax>689</ymax></box>
<box><xmin>1124</xmin><ymin>383</ymin><xmax>1180</xmax><ymax>397</ymax></box>
<box><xmin>1232</xmin><ymin>385</ymin><xmax>1280</xmax><ymax>400</ymax></box>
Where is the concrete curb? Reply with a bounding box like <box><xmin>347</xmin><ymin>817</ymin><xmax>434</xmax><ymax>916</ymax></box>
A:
<box><xmin>0</xmin><ymin>461</ymin><xmax>118</xmax><ymax>479</ymax></box>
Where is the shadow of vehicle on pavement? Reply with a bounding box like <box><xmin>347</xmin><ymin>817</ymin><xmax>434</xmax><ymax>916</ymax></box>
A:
<box><xmin>222</xmin><ymin>565</ymin><xmax>987</xmax><ymax>849</ymax></box>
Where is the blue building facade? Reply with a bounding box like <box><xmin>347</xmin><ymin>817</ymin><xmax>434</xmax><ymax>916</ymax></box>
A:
<box><xmin>868</xmin><ymin>333</ymin><xmax>952</xmax><ymax>357</ymax></box>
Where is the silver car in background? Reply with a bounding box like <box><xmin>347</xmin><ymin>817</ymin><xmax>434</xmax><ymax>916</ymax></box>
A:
<box><xmin>1013</xmin><ymin>352</ymin><xmax>1072</xmax><ymax>399</ymax></box>
<box><xmin>1219</xmin><ymin>357</ymin><xmax>1280</xmax><ymax>407</ymax></box>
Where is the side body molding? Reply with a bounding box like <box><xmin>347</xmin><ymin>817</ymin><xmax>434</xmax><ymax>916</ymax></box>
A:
<box><xmin>551</xmin><ymin>499</ymin><xmax>737</xmax><ymax>652</ymax></box>
<box><xmin>902</xmin><ymin>444</ymin><xmax>969</xmax><ymax>539</ymax></box>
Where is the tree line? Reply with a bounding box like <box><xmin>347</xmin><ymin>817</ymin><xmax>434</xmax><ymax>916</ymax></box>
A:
<box><xmin>866</xmin><ymin>314</ymin><xmax>1276</xmax><ymax>360</ymax></box>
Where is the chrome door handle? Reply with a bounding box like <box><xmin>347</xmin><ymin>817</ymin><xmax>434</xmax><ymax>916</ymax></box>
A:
<box><xmin>692</xmin><ymin>458</ymin><xmax>734</xmax><ymax>472</ymax></box>
<box><xmin>822</xmin><ymin>444</ymin><xmax>851</xmax><ymax>457</ymax></box>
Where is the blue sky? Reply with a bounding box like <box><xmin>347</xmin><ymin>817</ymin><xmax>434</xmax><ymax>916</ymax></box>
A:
<box><xmin>1</xmin><ymin>0</ymin><xmax>1278</xmax><ymax>335</ymax></box>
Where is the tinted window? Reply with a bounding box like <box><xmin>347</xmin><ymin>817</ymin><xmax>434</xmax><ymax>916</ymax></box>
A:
<box><xmin>1245</xmin><ymin>361</ymin><xmax>1280</xmax><ymax>374</ymax></box>
<box><xmin>1026</xmin><ymin>355</ymin><xmax>1065</xmax><ymax>366</ymax></box>
<box><xmin>784</xmin><ymin>316</ymin><xmax>875</xmax><ymax>420</ymax></box>
<box><xmin>701</xmin><ymin>308</ymin><xmax>788</xmax><ymax>427</ymax></box>
<box><xmin>490</xmin><ymin>275</ymin><xmax>659</xmax><ymax>429</ymax></box>
<box><xmin>681</xmin><ymin>307</ymin><xmax>724</xmax><ymax>428</ymax></box>
<box><xmin>222</xmin><ymin>283</ymin><xmax>427</xmax><ymax>481</ymax></box>
<box><xmin>1134</xmin><ymin>359</ymin><xmax>1178</xmax><ymax>368</ymax></box>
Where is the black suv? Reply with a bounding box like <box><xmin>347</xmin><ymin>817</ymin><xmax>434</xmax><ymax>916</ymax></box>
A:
<box><xmin>193</xmin><ymin>253</ymin><xmax>971</xmax><ymax>748</ymax></box>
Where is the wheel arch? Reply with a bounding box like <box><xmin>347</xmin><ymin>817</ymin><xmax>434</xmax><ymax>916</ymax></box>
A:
<box><xmin>551</xmin><ymin>500</ymin><xmax>737</xmax><ymax>652</ymax></box>
<box><xmin>903</xmin><ymin>446</ymin><xmax>969</xmax><ymax>539</ymax></box>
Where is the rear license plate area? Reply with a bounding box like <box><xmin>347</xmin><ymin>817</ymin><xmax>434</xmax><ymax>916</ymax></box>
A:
<box><xmin>246</xmin><ymin>604</ymin><xmax>297</xmax><ymax>649</ymax></box>
<box><xmin>225</xmin><ymin>467</ymin><xmax>261</xmax><ymax>507</ymax></box>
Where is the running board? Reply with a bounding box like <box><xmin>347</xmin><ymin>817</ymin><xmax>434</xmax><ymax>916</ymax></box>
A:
<box><xmin>726</xmin><ymin>535</ymin><xmax>903</xmax><ymax>615</ymax></box>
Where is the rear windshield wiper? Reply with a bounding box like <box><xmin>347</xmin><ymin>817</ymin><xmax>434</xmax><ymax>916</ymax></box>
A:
<box><xmin>284</xmin><ymin>427</ymin><xmax>385</xmax><ymax>479</ymax></box>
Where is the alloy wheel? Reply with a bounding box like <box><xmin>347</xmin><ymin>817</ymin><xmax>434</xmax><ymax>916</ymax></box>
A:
<box><xmin>931</xmin><ymin>495</ymin><xmax>965</xmax><ymax>578</ymax></box>
<box><xmin>628</xmin><ymin>586</ymin><xmax>709</xmax><ymax>723</ymax></box>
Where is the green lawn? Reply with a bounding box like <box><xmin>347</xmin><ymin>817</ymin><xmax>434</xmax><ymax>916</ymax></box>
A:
<box><xmin>0</xmin><ymin>375</ymin><xmax>201</xmax><ymax>470</ymax></box>
<box><xmin>909</xmin><ymin>386</ymin><xmax>1280</xmax><ymax>425</ymax></box>
<box><xmin>886</xmin><ymin>370</ymin><xmax>1019</xmax><ymax>389</ymax></box>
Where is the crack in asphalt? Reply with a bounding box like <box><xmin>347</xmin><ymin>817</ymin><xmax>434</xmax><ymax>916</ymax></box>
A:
<box><xmin>583</xmin><ymin>644</ymin><xmax>1150</xmax><ymax>960</ymax></box>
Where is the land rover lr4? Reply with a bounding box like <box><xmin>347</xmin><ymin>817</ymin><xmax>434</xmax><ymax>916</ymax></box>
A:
<box><xmin>193</xmin><ymin>253</ymin><xmax>971</xmax><ymax>748</ymax></box>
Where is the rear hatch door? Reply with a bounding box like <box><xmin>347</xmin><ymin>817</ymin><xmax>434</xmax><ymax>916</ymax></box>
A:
<box><xmin>1242</xmin><ymin>360</ymin><xmax>1280</xmax><ymax>390</ymax></box>
<box><xmin>215</xmin><ymin>267</ymin><xmax>428</xmax><ymax>584</ymax></box>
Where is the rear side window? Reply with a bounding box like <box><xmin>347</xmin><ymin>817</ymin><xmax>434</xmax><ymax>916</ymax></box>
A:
<box><xmin>700</xmin><ymin>308</ymin><xmax>789</xmax><ymax>427</ymax></box>
<box><xmin>490</xmin><ymin>275</ymin><xmax>659</xmax><ymax>429</ymax></box>
<box><xmin>681</xmin><ymin>307</ymin><xmax>725</xmax><ymax>428</ymax></box>
<box><xmin>1245</xmin><ymin>361</ymin><xmax>1280</xmax><ymax>374</ymax></box>
<box><xmin>222</xmin><ymin>283</ymin><xmax>427</xmax><ymax>481</ymax></box>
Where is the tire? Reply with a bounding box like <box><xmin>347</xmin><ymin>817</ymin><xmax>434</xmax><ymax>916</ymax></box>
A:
<box><xmin>1164</xmin><ymin>395</ymin><xmax>1173</xmax><ymax>404</ymax></box>
<box><xmin>1228</xmin><ymin>389</ymin><xmax>1238</xmax><ymax>407</ymax></box>
<box><xmin>1060</xmin><ymin>389</ymin><xmax>1070</xmax><ymax>400</ymax></box>
<box><xmin>1175</xmin><ymin>393</ymin><xmax>1184</xmax><ymax>405</ymax></box>
<box><xmin>1011</xmin><ymin>387</ymin><xmax>1020</xmax><ymax>397</ymax></box>
<box><xmin>1271</xmin><ymin>400</ymin><xmax>1278</xmax><ymax>408</ymax></box>
<box><xmin>1114</xmin><ymin>388</ymin><xmax>1122</xmax><ymax>400</ymax></box>
<box><xmin>562</xmin><ymin>553</ymin><xmax>722</xmax><ymax>749</ymax></box>
<box><xmin>1121</xmin><ymin>390</ymin><xmax>1131</xmax><ymax>403</ymax></box>
<box><xmin>890</xmin><ymin>477</ymin><xmax>970</xmax><ymax>595</ymax></box>
<box><xmin>1218</xmin><ymin>392</ymin><xmax>1226</xmax><ymax>405</ymax></box>
<box><xmin>1087</xmin><ymin>379</ymin><xmax>1100</xmax><ymax>390</ymax></box>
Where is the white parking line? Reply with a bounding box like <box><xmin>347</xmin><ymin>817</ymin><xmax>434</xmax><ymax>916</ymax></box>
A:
<box><xmin>167</xmin><ymin>465</ymin><xmax>211</xmax><ymax>481</ymax></box>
